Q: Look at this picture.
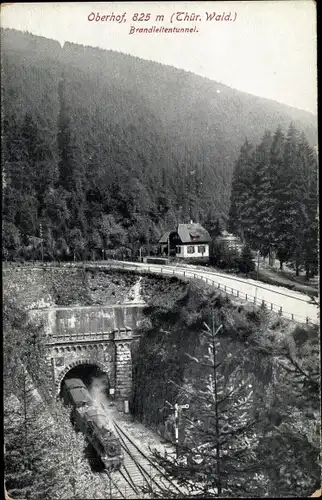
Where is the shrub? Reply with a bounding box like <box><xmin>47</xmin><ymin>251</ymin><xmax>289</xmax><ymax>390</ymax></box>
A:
<box><xmin>238</xmin><ymin>245</ymin><xmax>255</xmax><ymax>274</ymax></box>
<box><xmin>212</xmin><ymin>242</ymin><xmax>240</xmax><ymax>270</ymax></box>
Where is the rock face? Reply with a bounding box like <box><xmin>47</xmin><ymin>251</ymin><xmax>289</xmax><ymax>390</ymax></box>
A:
<box><xmin>3</xmin><ymin>265</ymin><xmax>146</xmax><ymax>401</ymax></box>
<box><xmin>2</xmin><ymin>266</ymin><xmax>138</xmax><ymax>309</ymax></box>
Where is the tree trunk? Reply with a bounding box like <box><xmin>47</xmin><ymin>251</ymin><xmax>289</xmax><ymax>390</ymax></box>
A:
<box><xmin>212</xmin><ymin>311</ymin><xmax>222</xmax><ymax>496</ymax></box>
<box><xmin>305</xmin><ymin>262</ymin><xmax>310</xmax><ymax>279</ymax></box>
<box><xmin>279</xmin><ymin>260</ymin><xmax>283</xmax><ymax>270</ymax></box>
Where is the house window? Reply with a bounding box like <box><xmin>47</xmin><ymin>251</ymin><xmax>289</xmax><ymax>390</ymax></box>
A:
<box><xmin>176</xmin><ymin>246</ymin><xmax>181</xmax><ymax>254</ymax></box>
<box><xmin>198</xmin><ymin>245</ymin><xmax>206</xmax><ymax>254</ymax></box>
<box><xmin>187</xmin><ymin>246</ymin><xmax>195</xmax><ymax>254</ymax></box>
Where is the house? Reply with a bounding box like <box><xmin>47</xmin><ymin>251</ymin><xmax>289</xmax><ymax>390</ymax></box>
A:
<box><xmin>216</xmin><ymin>230</ymin><xmax>243</xmax><ymax>254</ymax></box>
<box><xmin>159</xmin><ymin>222</ymin><xmax>211</xmax><ymax>260</ymax></box>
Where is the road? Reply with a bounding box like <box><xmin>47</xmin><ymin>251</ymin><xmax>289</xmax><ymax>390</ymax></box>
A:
<box><xmin>101</xmin><ymin>261</ymin><xmax>319</xmax><ymax>325</ymax></box>
<box><xmin>14</xmin><ymin>260</ymin><xmax>318</xmax><ymax>325</ymax></box>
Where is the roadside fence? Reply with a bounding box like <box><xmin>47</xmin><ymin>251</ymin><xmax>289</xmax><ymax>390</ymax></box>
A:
<box><xmin>3</xmin><ymin>260</ymin><xmax>318</xmax><ymax>326</ymax></box>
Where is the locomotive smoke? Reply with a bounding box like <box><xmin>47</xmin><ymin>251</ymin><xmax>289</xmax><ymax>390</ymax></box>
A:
<box><xmin>88</xmin><ymin>376</ymin><xmax>111</xmax><ymax>425</ymax></box>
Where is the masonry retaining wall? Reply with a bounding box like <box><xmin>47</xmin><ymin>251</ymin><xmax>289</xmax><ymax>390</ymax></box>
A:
<box><xmin>3</xmin><ymin>265</ymin><xmax>138</xmax><ymax>309</ymax></box>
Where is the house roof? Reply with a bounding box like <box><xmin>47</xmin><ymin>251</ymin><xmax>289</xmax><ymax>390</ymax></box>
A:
<box><xmin>178</xmin><ymin>223</ymin><xmax>211</xmax><ymax>243</ymax></box>
<box><xmin>159</xmin><ymin>223</ymin><xmax>211</xmax><ymax>244</ymax></box>
<box><xmin>159</xmin><ymin>231</ymin><xmax>172</xmax><ymax>244</ymax></box>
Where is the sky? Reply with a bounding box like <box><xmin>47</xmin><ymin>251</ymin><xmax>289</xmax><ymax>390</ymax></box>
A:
<box><xmin>1</xmin><ymin>1</ymin><xmax>317</xmax><ymax>114</ymax></box>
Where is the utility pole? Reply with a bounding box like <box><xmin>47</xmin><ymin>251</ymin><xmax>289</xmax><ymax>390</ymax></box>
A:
<box><xmin>167</xmin><ymin>233</ymin><xmax>170</xmax><ymax>259</ymax></box>
<box><xmin>257</xmin><ymin>250</ymin><xmax>260</xmax><ymax>280</ymax></box>
<box><xmin>166</xmin><ymin>400</ymin><xmax>189</xmax><ymax>458</ymax></box>
<box><xmin>39</xmin><ymin>223</ymin><xmax>44</xmax><ymax>263</ymax></box>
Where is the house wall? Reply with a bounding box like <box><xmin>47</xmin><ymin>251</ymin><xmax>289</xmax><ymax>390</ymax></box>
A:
<box><xmin>176</xmin><ymin>244</ymin><xmax>209</xmax><ymax>258</ymax></box>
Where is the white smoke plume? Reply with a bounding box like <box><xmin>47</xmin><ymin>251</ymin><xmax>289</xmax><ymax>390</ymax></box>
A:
<box><xmin>88</xmin><ymin>375</ymin><xmax>112</xmax><ymax>428</ymax></box>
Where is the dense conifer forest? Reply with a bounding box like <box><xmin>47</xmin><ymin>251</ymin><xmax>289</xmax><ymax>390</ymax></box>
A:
<box><xmin>228</xmin><ymin>125</ymin><xmax>318</xmax><ymax>277</ymax></box>
<box><xmin>1</xmin><ymin>28</ymin><xmax>317</xmax><ymax>261</ymax></box>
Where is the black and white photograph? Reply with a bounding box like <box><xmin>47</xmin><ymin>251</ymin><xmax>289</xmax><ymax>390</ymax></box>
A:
<box><xmin>1</xmin><ymin>1</ymin><xmax>320</xmax><ymax>498</ymax></box>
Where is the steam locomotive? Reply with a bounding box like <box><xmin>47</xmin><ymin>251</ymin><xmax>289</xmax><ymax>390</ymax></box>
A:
<box><xmin>62</xmin><ymin>378</ymin><xmax>123</xmax><ymax>471</ymax></box>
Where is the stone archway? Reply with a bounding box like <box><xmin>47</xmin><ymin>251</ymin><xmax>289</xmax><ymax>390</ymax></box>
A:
<box><xmin>55</xmin><ymin>358</ymin><xmax>109</xmax><ymax>395</ymax></box>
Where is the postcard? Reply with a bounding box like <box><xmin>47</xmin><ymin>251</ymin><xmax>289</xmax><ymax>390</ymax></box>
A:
<box><xmin>2</xmin><ymin>2</ymin><xmax>319</xmax><ymax>499</ymax></box>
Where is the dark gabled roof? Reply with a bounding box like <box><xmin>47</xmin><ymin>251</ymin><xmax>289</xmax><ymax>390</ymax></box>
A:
<box><xmin>159</xmin><ymin>223</ymin><xmax>211</xmax><ymax>245</ymax></box>
<box><xmin>177</xmin><ymin>223</ymin><xmax>211</xmax><ymax>244</ymax></box>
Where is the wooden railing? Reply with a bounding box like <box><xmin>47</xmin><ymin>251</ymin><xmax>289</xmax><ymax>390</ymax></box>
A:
<box><xmin>3</xmin><ymin>260</ymin><xmax>318</xmax><ymax>326</ymax></box>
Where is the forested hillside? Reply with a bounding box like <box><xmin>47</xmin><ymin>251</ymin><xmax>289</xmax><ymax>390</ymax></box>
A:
<box><xmin>1</xmin><ymin>28</ymin><xmax>317</xmax><ymax>261</ymax></box>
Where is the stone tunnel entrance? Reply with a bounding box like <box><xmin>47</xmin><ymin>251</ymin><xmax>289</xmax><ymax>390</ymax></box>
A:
<box><xmin>60</xmin><ymin>363</ymin><xmax>111</xmax><ymax>403</ymax></box>
<box><xmin>59</xmin><ymin>362</ymin><xmax>111</xmax><ymax>402</ymax></box>
<box><xmin>62</xmin><ymin>363</ymin><xmax>109</xmax><ymax>389</ymax></box>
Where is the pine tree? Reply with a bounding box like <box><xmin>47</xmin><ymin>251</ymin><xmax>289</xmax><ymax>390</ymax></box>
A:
<box><xmin>252</xmin><ymin>130</ymin><xmax>274</xmax><ymax>256</ymax></box>
<box><xmin>249</xmin><ymin>324</ymin><xmax>320</xmax><ymax>496</ymax></box>
<box><xmin>279</xmin><ymin>124</ymin><xmax>301</xmax><ymax>266</ymax></box>
<box><xmin>152</xmin><ymin>311</ymin><xmax>264</xmax><ymax>497</ymax></box>
<box><xmin>228</xmin><ymin>140</ymin><xmax>256</xmax><ymax>243</ymax></box>
<box><xmin>268</xmin><ymin>125</ymin><xmax>286</xmax><ymax>267</ymax></box>
<box><xmin>296</xmin><ymin>135</ymin><xmax>318</xmax><ymax>277</ymax></box>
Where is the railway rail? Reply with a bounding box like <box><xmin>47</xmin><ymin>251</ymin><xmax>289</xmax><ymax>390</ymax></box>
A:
<box><xmin>99</xmin><ymin>418</ymin><xmax>184</xmax><ymax>498</ymax></box>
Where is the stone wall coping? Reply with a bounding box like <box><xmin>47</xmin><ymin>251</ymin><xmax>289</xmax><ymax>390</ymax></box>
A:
<box><xmin>46</xmin><ymin>332</ymin><xmax>142</xmax><ymax>346</ymax></box>
<box><xmin>29</xmin><ymin>303</ymin><xmax>146</xmax><ymax>312</ymax></box>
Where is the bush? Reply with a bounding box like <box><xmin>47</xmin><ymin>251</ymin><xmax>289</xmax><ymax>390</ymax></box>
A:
<box><xmin>211</xmin><ymin>242</ymin><xmax>240</xmax><ymax>270</ymax></box>
<box><xmin>238</xmin><ymin>245</ymin><xmax>255</xmax><ymax>274</ymax></box>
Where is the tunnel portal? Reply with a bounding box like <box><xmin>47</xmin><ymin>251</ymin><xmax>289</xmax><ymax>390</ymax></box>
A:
<box><xmin>60</xmin><ymin>363</ymin><xmax>110</xmax><ymax>400</ymax></box>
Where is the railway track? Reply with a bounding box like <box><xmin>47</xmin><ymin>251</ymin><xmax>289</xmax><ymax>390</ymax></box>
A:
<box><xmin>100</xmin><ymin>419</ymin><xmax>184</xmax><ymax>498</ymax></box>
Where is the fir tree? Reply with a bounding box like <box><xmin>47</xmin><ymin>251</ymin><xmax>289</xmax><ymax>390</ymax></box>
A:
<box><xmin>152</xmin><ymin>311</ymin><xmax>264</xmax><ymax>497</ymax></box>
<box><xmin>252</xmin><ymin>130</ymin><xmax>274</xmax><ymax>256</ymax></box>
<box><xmin>249</xmin><ymin>324</ymin><xmax>320</xmax><ymax>496</ymax></box>
<box><xmin>297</xmin><ymin>135</ymin><xmax>318</xmax><ymax>277</ymax></box>
<box><xmin>228</xmin><ymin>140</ymin><xmax>256</xmax><ymax>243</ymax></box>
<box><xmin>272</xmin><ymin>124</ymin><xmax>299</xmax><ymax>267</ymax></box>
